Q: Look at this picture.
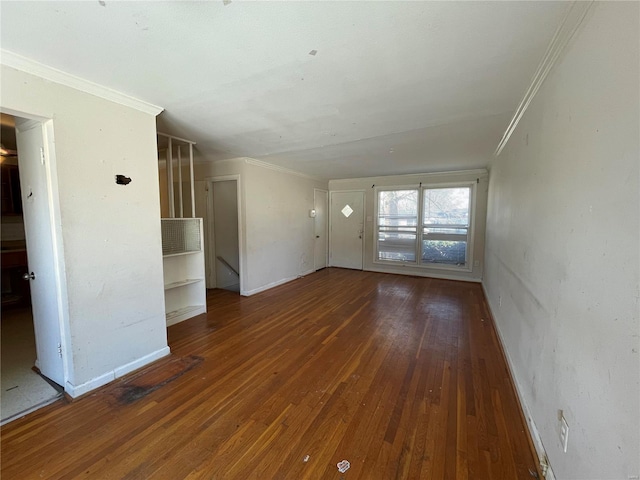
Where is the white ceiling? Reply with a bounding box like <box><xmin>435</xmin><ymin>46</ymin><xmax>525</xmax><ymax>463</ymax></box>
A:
<box><xmin>0</xmin><ymin>1</ymin><xmax>568</xmax><ymax>179</ymax></box>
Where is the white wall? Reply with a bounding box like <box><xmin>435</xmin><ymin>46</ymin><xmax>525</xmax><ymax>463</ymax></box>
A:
<box><xmin>329</xmin><ymin>170</ymin><xmax>488</xmax><ymax>282</ymax></box>
<box><xmin>195</xmin><ymin>158</ymin><xmax>328</xmax><ymax>295</ymax></box>
<box><xmin>1</xmin><ymin>65</ymin><xmax>169</xmax><ymax>396</ymax></box>
<box><xmin>483</xmin><ymin>3</ymin><xmax>639</xmax><ymax>479</ymax></box>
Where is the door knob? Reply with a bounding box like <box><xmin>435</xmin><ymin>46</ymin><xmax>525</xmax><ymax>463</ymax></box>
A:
<box><xmin>22</xmin><ymin>272</ymin><xmax>35</xmax><ymax>281</ymax></box>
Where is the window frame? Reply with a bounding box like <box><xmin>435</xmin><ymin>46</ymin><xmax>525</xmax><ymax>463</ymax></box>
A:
<box><xmin>373</xmin><ymin>181</ymin><xmax>476</xmax><ymax>272</ymax></box>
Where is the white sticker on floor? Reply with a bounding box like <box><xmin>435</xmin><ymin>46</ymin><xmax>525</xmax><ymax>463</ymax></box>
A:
<box><xmin>337</xmin><ymin>459</ymin><xmax>350</xmax><ymax>473</ymax></box>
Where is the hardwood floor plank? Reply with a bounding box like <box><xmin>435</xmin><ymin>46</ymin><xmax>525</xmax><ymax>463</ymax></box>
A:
<box><xmin>1</xmin><ymin>269</ymin><xmax>541</xmax><ymax>479</ymax></box>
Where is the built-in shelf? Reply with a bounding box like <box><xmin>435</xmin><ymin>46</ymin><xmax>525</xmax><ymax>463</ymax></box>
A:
<box><xmin>161</xmin><ymin>218</ymin><xmax>206</xmax><ymax>327</ymax></box>
<box><xmin>166</xmin><ymin>305</ymin><xmax>206</xmax><ymax>327</ymax></box>
<box><xmin>164</xmin><ymin>278</ymin><xmax>204</xmax><ymax>290</ymax></box>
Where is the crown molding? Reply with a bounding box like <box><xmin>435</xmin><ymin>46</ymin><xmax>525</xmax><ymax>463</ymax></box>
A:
<box><xmin>0</xmin><ymin>50</ymin><xmax>164</xmax><ymax>116</ymax></box>
<box><xmin>494</xmin><ymin>1</ymin><xmax>594</xmax><ymax>156</ymax></box>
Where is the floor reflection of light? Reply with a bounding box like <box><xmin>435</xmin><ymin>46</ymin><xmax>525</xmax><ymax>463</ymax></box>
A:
<box><xmin>374</xmin><ymin>281</ymin><xmax>463</xmax><ymax>321</ymax></box>
<box><xmin>376</xmin><ymin>282</ymin><xmax>414</xmax><ymax>299</ymax></box>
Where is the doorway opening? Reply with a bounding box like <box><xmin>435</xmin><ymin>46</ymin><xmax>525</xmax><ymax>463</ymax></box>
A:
<box><xmin>206</xmin><ymin>178</ymin><xmax>241</xmax><ymax>294</ymax></box>
<box><xmin>1</xmin><ymin>113</ymin><xmax>63</xmax><ymax>425</ymax></box>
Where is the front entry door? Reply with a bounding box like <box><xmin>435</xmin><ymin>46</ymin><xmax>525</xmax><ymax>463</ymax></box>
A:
<box><xmin>330</xmin><ymin>191</ymin><xmax>364</xmax><ymax>270</ymax></box>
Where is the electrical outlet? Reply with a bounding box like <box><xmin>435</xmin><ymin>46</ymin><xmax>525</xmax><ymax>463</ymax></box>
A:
<box><xmin>474</xmin><ymin>260</ymin><xmax>480</xmax><ymax>267</ymax></box>
<box><xmin>560</xmin><ymin>415</ymin><xmax>569</xmax><ymax>453</ymax></box>
<box><xmin>498</xmin><ymin>295</ymin><xmax>502</xmax><ymax>307</ymax></box>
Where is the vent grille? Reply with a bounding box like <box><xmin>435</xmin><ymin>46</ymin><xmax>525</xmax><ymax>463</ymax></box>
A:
<box><xmin>161</xmin><ymin>218</ymin><xmax>201</xmax><ymax>255</ymax></box>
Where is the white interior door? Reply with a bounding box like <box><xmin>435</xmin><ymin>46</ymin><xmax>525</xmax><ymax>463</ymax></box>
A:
<box><xmin>314</xmin><ymin>189</ymin><xmax>328</xmax><ymax>270</ymax></box>
<box><xmin>15</xmin><ymin>119</ymin><xmax>65</xmax><ymax>386</ymax></box>
<box><xmin>330</xmin><ymin>191</ymin><xmax>364</xmax><ymax>270</ymax></box>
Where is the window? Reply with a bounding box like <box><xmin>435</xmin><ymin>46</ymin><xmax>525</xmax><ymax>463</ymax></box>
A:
<box><xmin>422</xmin><ymin>187</ymin><xmax>470</xmax><ymax>266</ymax></box>
<box><xmin>376</xmin><ymin>184</ymin><xmax>473</xmax><ymax>269</ymax></box>
<box><xmin>377</xmin><ymin>190</ymin><xmax>418</xmax><ymax>262</ymax></box>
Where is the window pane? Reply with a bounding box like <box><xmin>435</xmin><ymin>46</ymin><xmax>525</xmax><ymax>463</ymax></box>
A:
<box><xmin>421</xmin><ymin>240</ymin><xmax>467</xmax><ymax>265</ymax></box>
<box><xmin>378</xmin><ymin>231</ymin><xmax>417</xmax><ymax>262</ymax></box>
<box><xmin>378</xmin><ymin>190</ymin><xmax>418</xmax><ymax>227</ymax></box>
<box><xmin>423</xmin><ymin>187</ymin><xmax>470</xmax><ymax>226</ymax></box>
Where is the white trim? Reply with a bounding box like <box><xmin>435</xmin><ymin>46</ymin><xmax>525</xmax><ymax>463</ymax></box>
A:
<box><xmin>244</xmin><ymin>158</ymin><xmax>325</xmax><ymax>182</ymax></box>
<box><xmin>369</xmin><ymin>266</ymin><xmax>481</xmax><ymax>283</ymax></box>
<box><xmin>463</xmin><ymin>181</ymin><xmax>477</xmax><ymax>272</ymax></box>
<box><xmin>241</xmin><ymin>269</ymin><xmax>314</xmax><ymax>296</ymax></box>
<box><xmin>330</xmin><ymin>169</ymin><xmax>488</xmax><ymax>186</ymax></box>
<box><xmin>205</xmin><ymin>180</ymin><xmax>216</xmax><ymax>289</ymax></box>
<box><xmin>372</xmin><ymin>259</ymin><xmax>473</xmax><ymax>274</ymax></box>
<box><xmin>114</xmin><ymin>346</ymin><xmax>171</xmax><ymax>378</ymax></box>
<box><xmin>494</xmin><ymin>1</ymin><xmax>594</xmax><ymax>156</ymax></box>
<box><xmin>1</xmin><ymin>50</ymin><xmax>164</xmax><ymax>116</ymax></box>
<box><xmin>65</xmin><ymin>371</ymin><xmax>113</xmax><ymax>398</ymax></box>
<box><xmin>189</xmin><ymin>144</ymin><xmax>196</xmax><ymax>218</ymax></box>
<box><xmin>42</xmin><ymin>119</ymin><xmax>74</xmax><ymax>386</ymax></box>
<box><xmin>204</xmin><ymin>175</ymin><xmax>244</xmax><ymax>294</ymax></box>
<box><xmin>166</xmin><ymin>305</ymin><xmax>207</xmax><ymax>326</ymax></box>
<box><xmin>2</xmin><ymin>108</ymin><xmax>75</xmax><ymax>391</ymax></box>
<box><xmin>65</xmin><ymin>347</ymin><xmax>171</xmax><ymax>398</ymax></box>
<box><xmin>313</xmin><ymin>188</ymin><xmax>329</xmax><ymax>271</ymax></box>
<box><xmin>481</xmin><ymin>282</ymin><xmax>555</xmax><ymax>480</ymax></box>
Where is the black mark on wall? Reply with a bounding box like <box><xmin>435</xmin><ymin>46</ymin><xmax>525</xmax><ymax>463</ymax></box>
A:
<box><xmin>115</xmin><ymin>175</ymin><xmax>132</xmax><ymax>186</ymax></box>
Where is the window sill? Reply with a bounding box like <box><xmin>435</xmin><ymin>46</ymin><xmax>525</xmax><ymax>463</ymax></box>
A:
<box><xmin>372</xmin><ymin>259</ymin><xmax>473</xmax><ymax>273</ymax></box>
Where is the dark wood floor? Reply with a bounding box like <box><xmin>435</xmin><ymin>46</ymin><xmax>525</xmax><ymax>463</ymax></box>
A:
<box><xmin>1</xmin><ymin>269</ymin><xmax>540</xmax><ymax>479</ymax></box>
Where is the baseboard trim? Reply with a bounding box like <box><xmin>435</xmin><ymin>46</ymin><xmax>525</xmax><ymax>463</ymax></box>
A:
<box><xmin>241</xmin><ymin>269</ymin><xmax>315</xmax><ymax>296</ymax></box>
<box><xmin>481</xmin><ymin>283</ymin><xmax>555</xmax><ymax>480</ymax></box>
<box><xmin>65</xmin><ymin>346</ymin><xmax>171</xmax><ymax>398</ymax></box>
<box><xmin>114</xmin><ymin>347</ymin><xmax>171</xmax><ymax>379</ymax></box>
<box><xmin>367</xmin><ymin>265</ymin><xmax>482</xmax><ymax>283</ymax></box>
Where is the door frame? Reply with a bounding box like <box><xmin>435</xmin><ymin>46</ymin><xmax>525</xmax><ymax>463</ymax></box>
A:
<box><xmin>328</xmin><ymin>189</ymin><xmax>366</xmax><ymax>270</ymax></box>
<box><xmin>204</xmin><ymin>175</ymin><xmax>244</xmax><ymax>294</ymax></box>
<box><xmin>313</xmin><ymin>188</ymin><xmax>328</xmax><ymax>271</ymax></box>
<box><xmin>1</xmin><ymin>107</ymin><xmax>71</xmax><ymax>390</ymax></box>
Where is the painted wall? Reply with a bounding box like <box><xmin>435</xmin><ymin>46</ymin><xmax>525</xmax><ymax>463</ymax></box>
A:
<box><xmin>1</xmin><ymin>65</ymin><xmax>169</xmax><ymax>396</ymax></box>
<box><xmin>329</xmin><ymin>170</ymin><xmax>488</xmax><ymax>282</ymax></box>
<box><xmin>195</xmin><ymin>158</ymin><xmax>328</xmax><ymax>295</ymax></box>
<box><xmin>213</xmin><ymin>180</ymin><xmax>239</xmax><ymax>288</ymax></box>
<box><xmin>483</xmin><ymin>3</ymin><xmax>639</xmax><ymax>479</ymax></box>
